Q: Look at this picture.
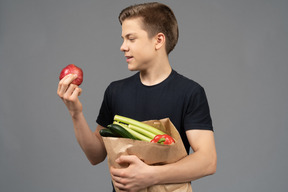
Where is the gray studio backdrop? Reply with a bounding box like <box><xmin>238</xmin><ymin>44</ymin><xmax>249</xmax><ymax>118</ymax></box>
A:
<box><xmin>0</xmin><ymin>0</ymin><xmax>287</xmax><ymax>191</ymax></box>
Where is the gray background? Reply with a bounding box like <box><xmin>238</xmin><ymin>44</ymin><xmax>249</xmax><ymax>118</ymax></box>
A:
<box><xmin>1</xmin><ymin>0</ymin><xmax>287</xmax><ymax>191</ymax></box>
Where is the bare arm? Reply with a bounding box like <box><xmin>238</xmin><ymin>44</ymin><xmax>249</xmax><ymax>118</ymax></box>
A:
<box><xmin>110</xmin><ymin>129</ymin><xmax>217</xmax><ymax>190</ymax></box>
<box><xmin>72</xmin><ymin>115</ymin><xmax>107</xmax><ymax>165</ymax></box>
<box><xmin>153</xmin><ymin>130</ymin><xmax>217</xmax><ymax>183</ymax></box>
<box><xmin>57</xmin><ymin>74</ymin><xmax>106</xmax><ymax>165</ymax></box>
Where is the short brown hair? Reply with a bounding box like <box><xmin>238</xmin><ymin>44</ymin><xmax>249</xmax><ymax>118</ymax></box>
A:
<box><xmin>119</xmin><ymin>2</ymin><xmax>179</xmax><ymax>54</ymax></box>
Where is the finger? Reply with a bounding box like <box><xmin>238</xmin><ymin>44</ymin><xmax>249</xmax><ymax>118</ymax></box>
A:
<box><xmin>58</xmin><ymin>73</ymin><xmax>73</xmax><ymax>89</ymax></box>
<box><xmin>77</xmin><ymin>88</ymin><xmax>82</xmax><ymax>96</ymax></box>
<box><xmin>110</xmin><ymin>166</ymin><xmax>123</xmax><ymax>178</ymax></box>
<box><xmin>69</xmin><ymin>87</ymin><xmax>82</xmax><ymax>100</ymax></box>
<box><xmin>112</xmin><ymin>176</ymin><xmax>130</xmax><ymax>191</ymax></box>
<box><xmin>111</xmin><ymin>175</ymin><xmax>126</xmax><ymax>184</ymax></box>
<box><xmin>58</xmin><ymin>74</ymin><xmax>78</xmax><ymax>96</ymax></box>
<box><xmin>116</xmin><ymin>155</ymin><xmax>138</xmax><ymax>165</ymax></box>
<box><xmin>113</xmin><ymin>181</ymin><xmax>128</xmax><ymax>191</ymax></box>
<box><xmin>58</xmin><ymin>74</ymin><xmax>72</xmax><ymax>96</ymax></box>
<box><xmin>62</xmin><ymin>74</ymin><xmax>78</xmax><ymax>85</ymax></box>
<box><xmin>63</xmin><ymin>84</ymin><xmax>78</xmax><ymax>100</ymax></box>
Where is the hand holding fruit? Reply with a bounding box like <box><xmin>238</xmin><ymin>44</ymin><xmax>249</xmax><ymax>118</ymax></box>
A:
<box><xmin>59</xmin><ymin>64</ymin><xmax>83</xmax><ymax>86</ymax></box>
<box><xmin>57</xmin><ymin>64</ymin><xmax>84</xmax><ymax>117</ymax></box>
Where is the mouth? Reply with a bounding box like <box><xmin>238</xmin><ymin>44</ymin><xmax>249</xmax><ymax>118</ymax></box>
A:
<box><xmin>125</xmin><ymin>56</ymin><xmax>133</xmax><ymax>62</ymax></box>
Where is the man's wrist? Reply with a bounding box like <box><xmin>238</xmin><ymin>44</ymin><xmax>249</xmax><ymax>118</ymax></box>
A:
<box><xmin>150</xmin><ymin>165</ymin><xmax>165</xmax><ymax>185</ymax></box>
<box><xmin>70</xmin><ymin>110</ymin><xmax>83</xmax><ymax>120</ymax></box>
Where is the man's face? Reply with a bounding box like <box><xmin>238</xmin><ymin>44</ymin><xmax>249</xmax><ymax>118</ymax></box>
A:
<box><xmin>120</xmin><ymin>18</ymin><xmax>156</xmax><ymax>71</ymax></box>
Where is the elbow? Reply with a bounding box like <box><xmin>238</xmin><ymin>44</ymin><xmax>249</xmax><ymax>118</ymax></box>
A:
<box><xmin>207</xmin><ymin>155</ymin><xmax>217</xmax><ymax>175</ymax></box>
<box><xmin>209</xmin><ymin>162</ymin><xmax>217</xmax><ymax>175</ymax></box>
<box><xmin>89</xmin><ymin>160</ymin><xmax>100</xmax><ymax>166</ymax></box>
<box><xmin>90</xmin><ymin>161</ymin><xmax>99</xmax><ymax>166</ymax></box>
<box><xmin>87</xmin><ymin>151</ymin><xmax>107</xmax><ymax>166</ymax></box>
<box><xmin>89</xmin><ymin>156</ymin><xmax>105</xmax><ymax>166</ymax></box>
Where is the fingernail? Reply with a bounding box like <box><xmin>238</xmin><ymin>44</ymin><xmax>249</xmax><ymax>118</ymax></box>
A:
<box><xmin>74</xmin><ymin>74</ymin><xmax>78</xmax><ymax>78</ymax></box>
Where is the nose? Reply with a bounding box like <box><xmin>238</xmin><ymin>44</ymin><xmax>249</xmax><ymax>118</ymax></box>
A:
<box><xmin>120</xmin><ymin>40</ymin><xmax>128</xmax><ymax>52</ymax></box>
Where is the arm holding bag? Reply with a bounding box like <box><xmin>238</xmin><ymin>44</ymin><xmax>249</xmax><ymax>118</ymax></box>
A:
<box><xmin>102</xmin><ymin>118</ymin><xmax>193</xmax><ymax>192</ymax></box>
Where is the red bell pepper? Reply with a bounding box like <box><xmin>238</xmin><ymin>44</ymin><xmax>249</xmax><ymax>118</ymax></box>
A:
<box><xmin>150</xmin><ymin>134</ymin><xmax>175</xmax><ymax>145</ymax></box>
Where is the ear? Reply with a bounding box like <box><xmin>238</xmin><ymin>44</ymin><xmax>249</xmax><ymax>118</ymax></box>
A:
<box><xmin>155</xmin><ymin>33</ymin><xmax>165</xmax><ymax>50</ymax></box>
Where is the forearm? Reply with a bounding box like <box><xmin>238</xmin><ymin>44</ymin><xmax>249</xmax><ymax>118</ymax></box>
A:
<box><xmin>153</xmin><ymin>150</ymin><xmax>217</xmax><ymax>184</ymax></box>
<box><xmin>71</xmin><ymin>112</ymin><xmax>106</xmax><ymax>165</ymax></box>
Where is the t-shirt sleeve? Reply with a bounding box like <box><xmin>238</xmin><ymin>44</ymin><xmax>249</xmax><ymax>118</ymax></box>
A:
<box><xmin>184</xmin><ymin>85</ymin><xmax>213</xmax><ymax>131</ymax></box>
<box><xmin>96</xmin><ymin>85</ymin><xmax>114</xmax><ymax>127</ymax></box>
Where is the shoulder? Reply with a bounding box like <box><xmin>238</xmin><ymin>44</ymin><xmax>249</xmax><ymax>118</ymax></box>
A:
<box><xmin>105</xmin><ymin>72</ymin><xmax>139</xmax><ymax>95</ymax></box>
<box><xmin>172</xmin><ymin>70</ymin><xmax>203</xmax><ymax>93</ymax></box>
<box><xmin>108</xmin><ymin>72</ymin><xmax>138</xmax><ymax>88</ymax></box>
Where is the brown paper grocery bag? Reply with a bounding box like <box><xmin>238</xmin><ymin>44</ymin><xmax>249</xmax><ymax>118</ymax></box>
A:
<box><xmin>102</xmin><ymin>118</ymin><xmax>193</xmax><ymax>192</ymax></box>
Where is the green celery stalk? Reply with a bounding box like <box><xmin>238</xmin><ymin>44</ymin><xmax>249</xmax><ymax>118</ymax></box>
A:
<box><xmin>113</xmin><ymin>121</ymin><xmax>151</xmax><ymax>142</ymax></box>
<box><xmin>114</xmin><ymin>115</ymin><xmax>165</xmax><ymax>135</ymax></box>
<box><xmin>128</xmin><ymin>124</ymin><xmax>156</xmax><ymax>139</ymax></box>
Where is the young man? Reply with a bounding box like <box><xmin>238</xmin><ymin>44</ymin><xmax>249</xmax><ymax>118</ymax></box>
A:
<box><xmin>57</xmin><ymin>2</ymin><xmax>216</xmax><ymax>192</ymax></box>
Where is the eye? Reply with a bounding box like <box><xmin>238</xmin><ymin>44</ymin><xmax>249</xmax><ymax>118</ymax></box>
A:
<box><xmin>128</xmin><ymin>37</ymin><xmax>136</xmax><ymax>41</ymax></box>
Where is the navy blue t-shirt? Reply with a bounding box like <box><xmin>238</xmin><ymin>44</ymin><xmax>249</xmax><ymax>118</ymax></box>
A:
<box><xmin>96</xmin><ymin>69</ymin><xmax>213</xmax><ymax>153</ymax></box>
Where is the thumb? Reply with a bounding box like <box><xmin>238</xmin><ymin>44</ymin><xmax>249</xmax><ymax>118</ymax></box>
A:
<box><xmin>116</xmin><ymin>155</ymin><xmax>138</xmax><ymax>164</ymax></box>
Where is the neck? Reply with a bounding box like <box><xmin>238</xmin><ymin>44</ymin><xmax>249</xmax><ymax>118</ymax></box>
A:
<box><xmin>139</xmin><ymin>55</ymin><xmax>172</xmax><ymax>86</ymax></box>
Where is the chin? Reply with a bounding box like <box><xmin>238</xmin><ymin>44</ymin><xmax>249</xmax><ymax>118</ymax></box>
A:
<box><xmin>127</xmin><ymin>64</ymin><xmax>138</xmax><ymax>71</ymax></box>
